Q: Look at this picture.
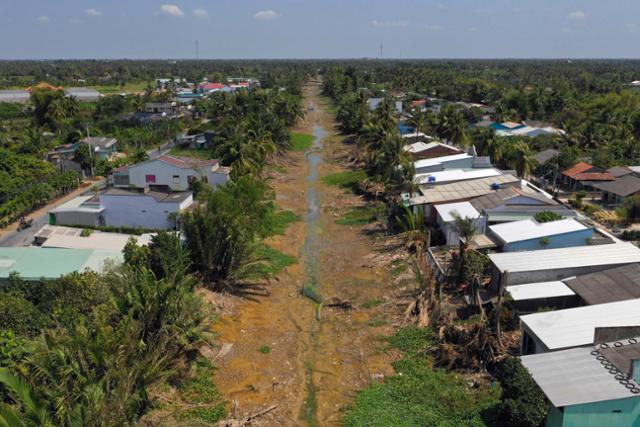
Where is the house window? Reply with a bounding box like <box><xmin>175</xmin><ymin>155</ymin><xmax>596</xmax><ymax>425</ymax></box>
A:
<box><xmin>173</xmin><ymin>175</ymin><xmax>180</xmax><ymax>184</ymax></box>
<box><xmin>145</xmin><ymin>174</ymin><xmax>156</xmax><ymax>183</ymax></box>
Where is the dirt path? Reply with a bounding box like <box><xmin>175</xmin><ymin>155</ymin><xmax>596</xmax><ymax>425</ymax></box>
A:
<box><xmin>213</xmin><ymin>82</ymin><xmax>396</xmax><ymax>426</ymax></box>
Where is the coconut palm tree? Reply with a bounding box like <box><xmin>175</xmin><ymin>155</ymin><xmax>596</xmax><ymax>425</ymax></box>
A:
<box><xmin>451</xmin><ymin>212</ymin><xmax>478</xmax><ymax>283</ymax></box>
<box><xmin>407</xmin><ymin>107</ymin><xmax>427</xmax><ymax>135</ymax></box>
<box><xmin>508</xmin><ymin>141</ymin><xmax>538</xmax><ymax>178</ymax></box>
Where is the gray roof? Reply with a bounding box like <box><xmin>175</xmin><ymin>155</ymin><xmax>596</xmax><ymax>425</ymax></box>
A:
<box><xmin>608</xmin><ymin>166</ymin><xmax>634</xmax><ymax>178</ymax></box>
<box><xmin>533</xmin><ymin>148</ymin><xmax>560</xmax><ymax>165</ymax></box>
<box><xmin>565</xmin><ymin>264</ymin><xmax>640</xmax><ymax>305</ymax></box>
<box><xmin>489</xmin><ymin>242</ymin><xmax>640</xmax><ymax>274</ymax></box>
<box><xmin>410</xmin><ymin>174</ymin><xmax>520</xmax><ymax>205</ymax></box>
<box><xmin>100</xmin><ymin>188</ymin><xmax>192</xmax><ymax>203</ymax></box>
<box><xmin>0</xmin><ymin>90</ymin><xmax>30</xmax><ymax>103</ymax></box>
<box><xmin>591</xmin><ymin>174</ymin><xmax>640</xmax><ymax>198</ymax></box>
<box><xmin>521</xmin><ymin>340</ymin><xmax>640</xmax><ymax>407</ymax></box>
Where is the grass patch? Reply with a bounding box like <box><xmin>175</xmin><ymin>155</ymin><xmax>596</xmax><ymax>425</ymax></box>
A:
<box><xmin>336</xmin><ymin>206</ymin><xmax>379</xmax><ymax>226</ymax></box>
<box><xmin>169</xmin><ymin>147</ymin><xmax>213</xmax><ymax>160</ymax></box>
<box><xmin>94</xmin><ymin>81</ymin><xmax>151</xmax><ymax>94</ymax></box>
<box><xmin>268</xmin><ymin>209</ymin><xmax>300</xmax><ymax>236</ymax></box>
<box><xmin>291</xmin><ymin>132</ymin><xmax>315</xmax><ymax>152</ymax></box>
<box><xmin>176</xmin><ymin>357</ymin><xmax>226</xmax><ymax>424</ymax></box>
<box><xmin>255</xmin><ymin>244</ymin><xmax>297</xmax><ymax>276</ymax></box>
<box><xmin>258</xmin><ymin>345</ymin><xmax>271</xmax><ymax>354</ymax></box>
<box><xmin>343</xmin><ymin>327</ymin><xmax>500</xmax><ymax>427</ymax></box>
<box><xmin>322</xmin><ymin>170</ymin><xmax>367</xmax><ymax>190</ymax></box>
<box><xmin>361</xmin><ymin>298</ymin><xmax>383</xmax><ymax>309</ymax></box>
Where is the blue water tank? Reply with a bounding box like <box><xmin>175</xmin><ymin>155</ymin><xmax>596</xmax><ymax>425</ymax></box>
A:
<box><xmin>490</xmin><ymin>183</ymin><xmax>501</xmax><ymax>190</ymax></box>
<box><xmin>428</xmin><ymin>176</ymin><xmax>436</xmax><ymax>183</ymax></box>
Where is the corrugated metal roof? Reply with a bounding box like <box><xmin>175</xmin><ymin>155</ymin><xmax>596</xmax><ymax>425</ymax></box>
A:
<box><xmin>434</xmin><ymin>202</ymin><xmax>480</xmax><ymax>223</ymax></box>
<box><xmin>489</xmin><ymin>218</ymin><xmax>588</xmax><ymax>244</ymax></box>
<box><xmin>0</xmin><ymin>247</ymin><xmax>121</xmax><ymax>281</ymax></box>
<box><xmin>415</xmin><ymin>168</ymin><xmax>502</xmax><ymax>185</ymax></box>
<box><xmin>507</xmin><ymin>281</ymin><xmax>575</xmax><ymax>301</ymax></box>
<box><xmin>489</xmin><ymin>243</ymin><xmax>640</xmax><ymax>273</ymax></box>
<box><xmin>521</xmin><ymin>344</ymin><xmax>640</xmax><ymax>407</ymax></box>
<box><xmin>563</xmin><ymin>162</ymin><xmax>596</xmax><ymax>177</ymax></box>
<box><xmin>564</xmin><ymin>264</ymin><xmax>640</xmax><ymax>305</ymax></box>
<box><xmin>42</xmin><ymin>231</ymin><xmax>150</xmax><ymax>252</ymax></box>
<box><xmin>414</xmin><ymin>153</ymin><xmax>472</xmax><ymax>169</ymax></box>
<box><xmin>520</xmin><ymin>298</ymin><xmax>640</xmax><ymax>351</ymax></box>
<box><xmin>410</xmin><ymin>174</ymin><xmax>520</xmax><ymax>205</ymax></box>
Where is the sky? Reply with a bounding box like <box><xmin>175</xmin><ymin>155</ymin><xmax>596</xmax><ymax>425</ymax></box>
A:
<box><xmin>2</xmin><ymin>0</ymin><xmax>640</xmax><ymax>59</ymax></box>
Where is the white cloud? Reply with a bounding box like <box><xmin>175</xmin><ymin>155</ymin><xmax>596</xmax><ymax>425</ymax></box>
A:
<box><xmin>160</xmin><ymin>4</ymin><xmax>184</xmax><ymax>17</ymax></box>
<box><xmin>84</xmin><ymin>8</ymin><xmax>101</xmax><ymax>17</ymax></box>
<box><xmin>371</xmin><ymin>20</ymin><xmax>410</xmax><ymax>28</ymax></box>
<box><xmin>253</xmin><ymin>10</ymin><xmax>280</xmax><ymax>21</ymax></box>
<box><xmin>36</xmin><ymin>16</ymin><xmax>50</xmax><ymax>23</ymax></box>
<box><xmin>192</xmin><ymin>8</ymin><xmax>208</xmax><ymax>18</ymax></box>
<box><xmin>567</xmin><ymin>11</ymin><xmax>587</xmax><ymax>21</ymax></box>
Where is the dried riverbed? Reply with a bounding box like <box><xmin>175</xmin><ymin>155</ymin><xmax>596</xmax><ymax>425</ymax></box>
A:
<box><xmin>213</xmin><ymin>83</ymin><xmax>397</xmax><ymax>426</ymax></box>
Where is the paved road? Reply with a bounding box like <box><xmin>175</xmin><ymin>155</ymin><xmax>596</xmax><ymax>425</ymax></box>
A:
<box><xmin>0</xmin><ymin>142</ymin><xmax>174</xmax><ymax>247</ymax></box>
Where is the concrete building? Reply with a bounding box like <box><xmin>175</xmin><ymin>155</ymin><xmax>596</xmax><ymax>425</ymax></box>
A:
<box><xmin>488</xmin><ymin>242</ymin><xmax>640</xmax><ymax>286</ymax></box>
<box><xmin>521</xmin><ymin>339</ymin><xmax>640</xmax><ymax>427</ymax></box>
<box><xmin>414</xmin><ymin>153</ymin><xmax>475</xmax><ymax>174</ymax></box>
<box><xmin>49</xmin><ymin>189</ymin><xmax>193</xmax><ymax>230</ymax></box>
<box><xmin>112</xmin><ymin>155</ymin><xmax>230</xmax><ymax>191</ymax></box>
<box><xmin>434</xmin><ymin>202</ymin><xmax>485</xmax><ymax>246</ymax></box>
<box><xmin>0</xmin><ymin>247</ymin><xmax>121</xmax><ymax>281</ymax></box>
<box><xmin>489</xmin><ymin>218</ymin><xmax>593</xmax><ymax>252</ymax></box>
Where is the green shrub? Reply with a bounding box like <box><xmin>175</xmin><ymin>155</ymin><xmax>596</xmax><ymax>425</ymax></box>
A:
<box><xmin>322</xmin><ymin>170</ymin><xmax>367</xmax><ymax>189</ymax></box>
<box><xmin>495</xmin><ymin>357</ymin><xmax>548</xmax><ymax>427</ymax></box>
<box><xmin>533</xmin><ymin>211</ymin><xmax>563</xmax><ymax>223</ymax></box>
<box><xmin>258</xmin><ymin>345</ymin><xmax>271</xmax><ymax>354</ymax></box>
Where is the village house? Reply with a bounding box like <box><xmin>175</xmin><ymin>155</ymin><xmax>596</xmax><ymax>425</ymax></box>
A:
<box><xmin>48</xmin><ymin>188</ymin><xmax>193</xmax><ymax>230</ymax></box>
<box><xmin>488</xmin><ymin>218</ymin><xmax>594</xmax><ymax>252</ymax></box>
<box><xmin>111</xmin><ymin>155</ymin><xmax>230</xmax><ymax>191</ymax></box>
<box><xmin>561</xmin><ymin>162</ymin><xmax>615</xmax><ymax>191</ymax></box>
<box><xmin>433</xmin><ymin>202</ymin><xmax>485</xmax><ymax>246</ymax></box>
<box><xmin>564</xmin><ymin>264</ymin><xmax>640</xmax><ymax>306</ymax></box>
<box><xmin>591</xmin><ymin>174</ymin><xmax>640</xmax><ymax>207</ymax></box>
<box><xmin>82</xmin><ymin>136</ymin><xmax>118</xmax><ymax>159</ymax></box>
<box><xmin>521</xmin><ymin>338</ymin><xmax>640</xmax><ymax>427</ymax></box>
<box><xmin>33</xmin><ymin>224</ymin><xmax>153</xmax><ymax>252</ymax></box>
<box><xmin>488</xmin><ymin>242</ymin><xmax>640</xmax><ymax>287</ymax></box>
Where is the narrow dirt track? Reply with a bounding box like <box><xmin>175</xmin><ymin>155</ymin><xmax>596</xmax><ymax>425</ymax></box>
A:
<box><xmin>213</xmin><ymin>82</ymin><xmax>396</xmax><ymax>426</ymax></box>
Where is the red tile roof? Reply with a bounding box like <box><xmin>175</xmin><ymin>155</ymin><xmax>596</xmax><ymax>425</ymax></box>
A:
<box><xmin>562</xmin><ymin>162</ymin><xmax>596</xmax><ymax>178</ymax></box>
<box><xmin>573</xmin><ymin>172</ymin><xmax>616</xmax><ymax>181</ymax></box>
<box><xmin>199</xmin><ymin>82</ymin><xmax>225</xmax><ymax>90</ymax></box>
<box><xmin>160</xmin><ymin>155</ymin><xmax>218</xmax><ymax>169</ymax></box>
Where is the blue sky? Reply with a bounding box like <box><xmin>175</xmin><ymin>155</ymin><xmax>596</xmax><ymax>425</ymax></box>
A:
<box><xmin>2</xmin><ymin>0</ymin><xmax>640</xmax><ymax>59</ymax></box>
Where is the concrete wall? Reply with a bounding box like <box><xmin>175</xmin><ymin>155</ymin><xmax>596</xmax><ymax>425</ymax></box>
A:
<box><xmin>51</xmin><ymin>210</ymin><xmax>102</xmax><ymax>227</ymax></box>
<box><xmin>546</xmin><ymin>397</ymin><xmax>640</xmax><ymax>427</ymax></box>
<box><xmin>503</xmin><ymin>229</ymin><xmax>594</xmax><ymax>252</ymax></box>
<box><xmin>100</xmin><ymin>194</ymin><xmax>192</xmax><ymax>229</ymax></box>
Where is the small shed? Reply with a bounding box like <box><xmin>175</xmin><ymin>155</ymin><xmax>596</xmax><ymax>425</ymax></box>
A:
<box><xmin>434</xmin><ymin>202</ymin><xmax>484</xmax><ymax>246</ymax></box>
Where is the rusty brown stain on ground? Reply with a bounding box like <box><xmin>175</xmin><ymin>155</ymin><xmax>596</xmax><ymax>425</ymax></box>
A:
<box><xmin>213</xmin><ymin>82</ymin><xmax>396</xmax><ymax>426</ymax></box>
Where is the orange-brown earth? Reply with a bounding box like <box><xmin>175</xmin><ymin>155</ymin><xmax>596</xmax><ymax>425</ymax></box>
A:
<box><xmin>212</xmin><ymin>82</ymin><xmax>398</xmax><ymax>426</ymax></box>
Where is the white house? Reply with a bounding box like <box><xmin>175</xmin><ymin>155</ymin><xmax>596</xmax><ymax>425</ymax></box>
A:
<box><xmin>112</xmin><ymin>155</ymin><xmax>230</xmax><ymax>191</ymax></box>
<box><xmin>434</xmin><ymin>202</ymin><xmax>485</xmax><ymax>246</ymax></box>
<box><xmin>49</xmin><ymin>189</ymin><xmax>193</xmax><ymax>230</ymax></box>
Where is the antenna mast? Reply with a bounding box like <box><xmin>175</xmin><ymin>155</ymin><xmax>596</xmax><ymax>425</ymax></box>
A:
<box><xmin>196</xmin><ymin>40</ymin><xmax>199</xmax><ymax>60</ymax></box>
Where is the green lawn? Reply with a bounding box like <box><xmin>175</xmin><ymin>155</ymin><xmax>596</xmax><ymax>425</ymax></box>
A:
<box><xmin>169</xmin><ymin>147</ymin><xmax>213</xmax><ymax>160</ymax></box>
<box><xmin>255</xmin><ymin>244</ymin><xmax>297</xmax><ymax>276</ymax></box>
<box><xmin>269</xmin><ymin>209</ymin><xmax>300</xmax><ymax>236</ymax></box>
<box><xmin>94</xmin><ymin>81</ymin><xmax>152</xmax><ymax>94</ymax></box>
<box><xmin>291</xmin><ymin>132</ymin><xmax>315</xmax><ymax>152</ymax></box>
<box><xmin>321</xmin><ymin>170</ymin><xmax>367</xmax><ymax>190</ymax></box>
<box><xmin>343</xmin><ymin>327</ymin><xmax>501</xmax><ymax>427</ymax></box>
<box><xmin>336</xmin><ymin>206</ymin><xmax>380</xmax><ymax>226</ymax></box>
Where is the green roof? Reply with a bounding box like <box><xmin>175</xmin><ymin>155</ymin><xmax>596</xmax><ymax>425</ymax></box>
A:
<box><xmin>0</xmin><ymin>247</ymin><xmax>122</xmax><ymax>281</ymax></box>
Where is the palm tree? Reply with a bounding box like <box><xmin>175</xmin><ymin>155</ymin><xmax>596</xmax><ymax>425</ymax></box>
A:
<box><xmin>451</xmin><ymin>212</ymin><xmax>478</xmax><ymax>283</ymax></box>
<box><xmin>437</xmin><ymin>105</ymin><xmax>468</xmax><ymax>147</ymax></box>
<box><xmin>509</xmin><ymin>141</ymin><xmax>538</xmax><ymax>178</ymax></box>
<box><xmin>407</xmin><ymin>108</ymin><xmax>427</xmax><ymax>135</ymax></box>
<box><xmin>0</xmin><ymin>368</ymin><xmax>53</xmax><ymax>427</ymax></box>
